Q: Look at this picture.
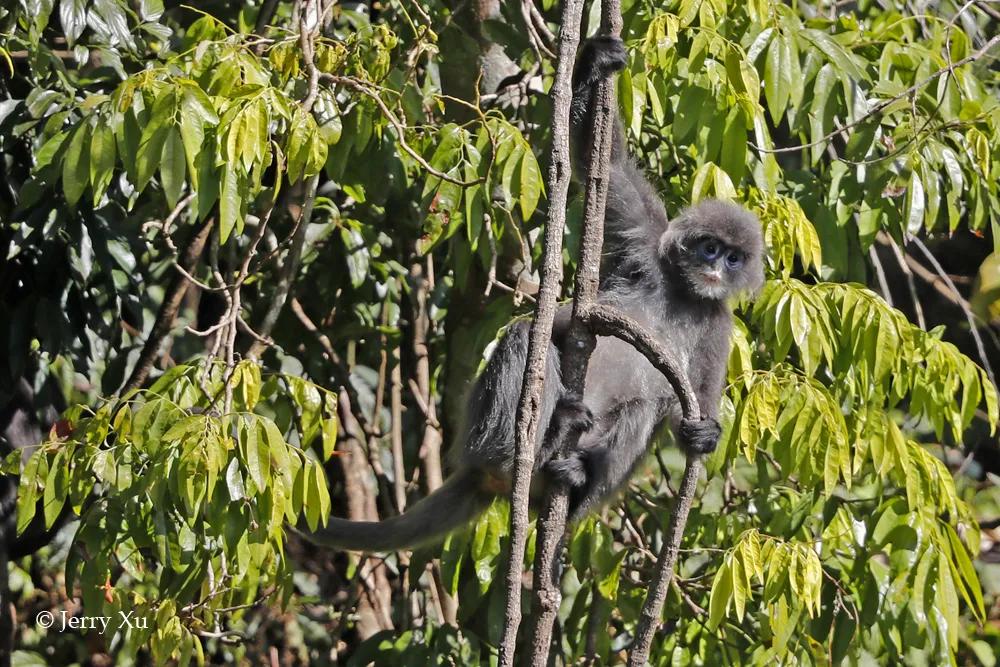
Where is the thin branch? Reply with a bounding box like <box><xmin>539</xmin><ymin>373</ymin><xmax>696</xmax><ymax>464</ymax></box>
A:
<box><xmin>627</xmin><ymin>455</ymin><xmax>704</xmax><ymax>666</ymax></box>
<box><xmin>752</xmin><ymin>34</ymin><xmax>1000</xmax><ymax>155</ymax></box>
<box><xmin>868</xmin><ymin>244</ymin><xmax>894</xmax><ymax>307</ymax></box>
<box><xmin>123</xmin><ymin>216</ymin><xmax>215</xmax><ymax>393</ymax></box>
<box><xmin>877</xmin><ymin>232</ymin><xmax>926</xmax><ymax>329</ymax></box>
<box><xmin>909</xmin><ymin>236</ymin><xmax>997</xmax><ymax>387</ymax></box>
<box><xmin>320</xmin><ymin>74</ymin><xmax>481</xmax><ymax>187</ymax></box>
<box><xmin>289</xmin><ymin>296</ymin><xmax>377</xmax><ymax>440</ymax></box>
<box><xmin>497</xmin><ymin>0</ymin><xmax>587</xmax><ymax>662</ymax></box>
<box><xmin>247</xmin><ymin>173</ymin><xmax>319</xmax><ymax>359</ymax></box>
<box><xmin>527</xmin><ymin>0</ymin><xmax>623</xmax><ymax>659</ymax></box>
<box><xmin>299</xmin><ymin>0</ymin><xmax>321</xmax><ymax>112</ymax></box>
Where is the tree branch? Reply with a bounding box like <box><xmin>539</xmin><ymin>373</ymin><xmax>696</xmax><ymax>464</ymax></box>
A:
<box><xmin>246</xmin><ymin>173</ymin><xmax>319</xmax><ymax>359</ymax></box>
<box><xmin>320</xmin><ymin>74</ymin><xmax>481</xmax><ymax>187</ymax></box>
<box><xmin>752</xmin><ymin>33</ymin><xmax>1000</xmax><ymax>155</ymax></box>
<box><xmin>123</xmin><ymin>216</ymin><xmax>215</xmax><ymax>393</ymax></box>
<box><xmin>910</xmin><ymin>236</ymin><xmax>997</xmax><ymax>387</ymax></box>
<box><xmin>497</xmin><ymin>0</ymin><xmax>587</xmax><ymax>662</ymax></box>
<box><xmin>527</xmin><ymin>0</ymin><xmax>622</xmax><ymax>660</ymax></box>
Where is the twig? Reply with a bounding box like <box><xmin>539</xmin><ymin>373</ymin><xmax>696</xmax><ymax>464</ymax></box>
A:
<box><xmin>522</xmin><ymin>0</ymin><xmax>556</xmax><ymax>61</ymax></box>
<box><xmin>910</xmin><ymin>236</ymin><xmax>997</xmax><ymax>386</ymax></box>
<box><xmin>123</xmin><ymin>216</ymin><xmax>215</xmax><ymax>393</ymax></box>
<box><xmin>320</xmin><ymin>74</ymin><xmax>480</xmax><ymax>187</ymax></box>
<box><xmin>247</xmin><ymin>173</ymin><xmax>319</xmax><ymax>359</ymax></box>
<box><xmin>527</xmin><ymin>1</ymin><xmax>623</xmax><ymax>660</ymax></box>
<box><xmin>390</xmin><ymin>298</ymin><xmax>407</xmax><ymax>513</ymax></box>
<box><xmin>628</xmin><ymin>455</ymin><xmax>704</xmax><ymax>666</ymax></box>
<box><xmin>289</xmin><ymin>296</ymin><xmax>377</xmax><ymax>440</ymax></box>
<box><xmin>497</xmin><ymin>0</ymin><xmax>587</xmax><ymax>662</ymax></box>
<box><xmin>298</xmin><ymin>0</ymin><xmax>321</xmax><ymax>112</ymax></box>
<box><xmin>877</xmin><ymin>232</ymin><xmax>926</xmax><ymax>329</ymax></box>
<box><xmin>868</xmin><ymin>244</ymin><xmax>894</xmax><ymax>307</ymax></box>
<box><xmin>753</xmin><ymin>34</ymin><xmax>1000</xmax><ymax>155</ymax></box>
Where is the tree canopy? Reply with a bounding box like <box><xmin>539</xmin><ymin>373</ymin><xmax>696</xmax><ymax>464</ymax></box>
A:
<box><xmin>2</xmin><ymin>0</ymin><xmax>1000</xmax><ymax>665</ymax></box>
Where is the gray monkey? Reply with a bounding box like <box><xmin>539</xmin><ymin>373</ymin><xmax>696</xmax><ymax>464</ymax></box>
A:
<box><xmin>304</xmin><ymin>37</ymin><xmax>764</xmax><ymax>552</ymax></box>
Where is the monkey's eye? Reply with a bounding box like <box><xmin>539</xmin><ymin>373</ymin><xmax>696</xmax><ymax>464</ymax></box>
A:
<box><xmin>725</xmin><ymin>252</ymin><xmax>743</xmax><ymax>269</ymax></box>
<box><xmin>697</xmin><ymin>239</ymin><xmax>721</xmax><ymax>261</ymax></box>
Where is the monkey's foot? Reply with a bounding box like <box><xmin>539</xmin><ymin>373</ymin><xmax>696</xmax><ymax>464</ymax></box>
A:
<box><xmin>554</xmin><ymin>394</ymin><xmax>595</xmax><ymax>432</ymax></box>
<box><xmin>545</xmin><ymin>452</ymin><xmax>588</xmax><ymax>488</ymax></box>
<box><xmin>679</xmin><ymin>417</ymin><xmax>722</xmax><ymax>454</ymax></box>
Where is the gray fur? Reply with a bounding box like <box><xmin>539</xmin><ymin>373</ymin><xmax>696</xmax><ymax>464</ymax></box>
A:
<box><xmin>304</xmin><ymin>37</ymin><xmax>765</xmax><ymax>551</ymax></box>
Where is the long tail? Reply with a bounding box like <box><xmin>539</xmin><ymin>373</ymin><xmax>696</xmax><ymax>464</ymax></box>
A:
<box><xmin>303</xmin><ymin>468</ymin><xmax>494</xmax><ymax>552</ymax></box>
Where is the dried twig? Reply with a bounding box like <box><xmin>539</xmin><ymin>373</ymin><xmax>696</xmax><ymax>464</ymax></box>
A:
<box><xmin>910</xmin><ymin>236</ymin><xmax>997</xmax><ymax>387</ymax></box>
<box><xmin>877</xmin><ymin>232</ymin><xmax>926</xmax><ymax>329</ymax></box>
<box><xmin>247</xmin><ymin>174</ymin><xmax>319</xmax><ymax>359</ymax></box>
<box><xmin>320</xmin><ymin>74</ymin><xmax>480</xmax><ymax>187</ymax></box>
<box><xmin>123</xmin><ymin>216</ymin><xmax>215</xmax><ymax>393</ymax></box>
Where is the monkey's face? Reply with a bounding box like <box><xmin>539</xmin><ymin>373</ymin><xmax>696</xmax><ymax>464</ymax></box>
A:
<box><xmin>660</xmin><ymin>199</ymin><xmax>765</xmax><ymax>300</ymax></box>
<box><xmin>682</xmin><ymin>236</ymin><xmax>748</xmax><ymax>300</ymax></box>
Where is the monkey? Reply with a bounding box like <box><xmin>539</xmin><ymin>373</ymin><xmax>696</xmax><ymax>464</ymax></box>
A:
<box><xmin>302</xmin><ymin>36</ymin><xmax>764</xmax><ymax>552</ymax></box>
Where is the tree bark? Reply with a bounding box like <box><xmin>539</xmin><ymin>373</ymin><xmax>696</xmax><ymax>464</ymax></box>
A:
<box><xmin>527</xmin><ymin>2</ymin><xmax>622</xmax><ymax>661</ymax></box>
<box><xmin>497</xmin><ymin>0</ymin><xmax>587</xmax><ymax>664</ymax></box>
<box><xmin>123</xmin><ymin>216</ymin><xmax>214</xmax><ymax>393</ymax></box>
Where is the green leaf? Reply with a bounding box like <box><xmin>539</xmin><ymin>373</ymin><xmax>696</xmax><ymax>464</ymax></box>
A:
<box><xmin>59</xmin><ymin>0</ymin><xmax>88</xmax><ymax>46</ymax></box>
<box><xmin>720</xmin><ymin>107</ymin><xmax>747</xmax><ymax>184</ymax></box>
<box><xmin>708</xmin><ymin>560</ymin><xmax>732</xmax><ymax>630</ymax></box>
<box><xmin>905</xmin><ymin>168</ymin><xmax>925</xmax><ymax>235</ymax></box>
<box><xmin>136</xmin><ymin>89</ymin><xmax>175</xmax><ymax>192</ymax></box>
<box><xmin>673</xmin><ymin>86</ymin><xmax>710</xmax><ymax>145</ymax></box>
<box><xmin>160</xmin><ymin>126</ymin><xmax>186</xmax><ymax>209</ymax></box>
<box><xmin>844</xmin><ymin>119</ymin><xmax>877</xmax><ymax>161</ymax></box>
<box><xmin>518</xmin><ymin>146</ymin><xmax>542</xmax><ymax>221</ymax></box>
<box><xmin>764</xmin><ymin>34</ymin><xmax>790</xmax><ymax>123</ymax></box>
<box><xmin>62</xmin><ymin>123</ymin><xmax>91</xmax><ymax>207</ymax></box>
<box><xmin>225</xmin><ymin>457</ymin><xmax>245</xmax><ymax>501</ymax></box>
<box><xmin>219</xmin><ymin>163</ymin><xmax>241</xmax><ymax>242</ymax></box>
<box><xmin>16</xmin><ymin>453</ymin><xmax>44</xmax><ymax>535</ymax></box>
<box><xmin>89</xmin><ymin>122</ymin><xmax>116</xmax><ymax>206</ymax></box>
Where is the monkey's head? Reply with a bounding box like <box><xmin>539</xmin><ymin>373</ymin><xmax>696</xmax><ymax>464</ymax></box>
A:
<box><xmin>659</xmin><ymin>199</ymin><xmax>765</xmax><ymax>301</ymax></box>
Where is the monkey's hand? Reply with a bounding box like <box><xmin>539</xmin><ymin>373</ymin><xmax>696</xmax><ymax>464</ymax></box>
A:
<box><xmin>573</xmin><ymin>36</ymin><xmax>628</xmax><ymax>91</ymax></box>
<box><xmin>678</xmin><ymin>417</ymin><xmax>722</xmax><ymax>454</ymax></box>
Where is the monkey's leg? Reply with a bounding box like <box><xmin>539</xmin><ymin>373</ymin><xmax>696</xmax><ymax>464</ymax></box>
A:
<box><xmin>535</xmin><ymin>394</ymin><xmax>594</xmax><ymax>473</ymax></box>
<box><xmin>546</xmin><ymin>399</ymin><xmax>660</xmax><ymax>518</ymax></box>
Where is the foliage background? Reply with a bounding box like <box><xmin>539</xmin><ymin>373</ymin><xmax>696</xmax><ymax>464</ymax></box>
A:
<box><xmin>1</xmin><ymin>0</ymin><xmax>1000</xmax><ymax>664</ymax></box>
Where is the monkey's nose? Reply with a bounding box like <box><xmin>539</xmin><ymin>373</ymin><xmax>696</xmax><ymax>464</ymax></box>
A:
<box><xmin>703</xmin><ymin>269</ymin><xmax>723</xmax><ymax>283</ymax></box>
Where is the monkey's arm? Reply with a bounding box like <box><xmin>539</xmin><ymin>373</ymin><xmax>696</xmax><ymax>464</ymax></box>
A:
<box><xmin>571</xmin><ymin>37</ymin><xmax>670</xmax><ymax>285</ymax></box>
<box><xmin>677</xmin><ymin>325</ymin><xmax>729</xmax><ymax>454</ymax></box>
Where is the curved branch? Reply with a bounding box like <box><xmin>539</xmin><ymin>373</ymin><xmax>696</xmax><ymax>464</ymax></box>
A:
<box><xmin>627</xmin><ymin>454</ymin><xmax>705</xmax><ymax>666</ymax></box>
<box><xmin>581</xmin><ymin>304</ymin><xmax>699</xmax><ymax>418</ymax></box>
<box><xmin>570</xmin><ymin>304</ymin><xmax>703</xmax><ymax>666</ymax></box>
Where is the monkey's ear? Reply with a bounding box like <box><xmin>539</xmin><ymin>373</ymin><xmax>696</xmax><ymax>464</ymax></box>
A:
<box><xmin>657</xmin><ymin>226</ymin><xmax>688</xmax><ymax>260</ymax></box>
